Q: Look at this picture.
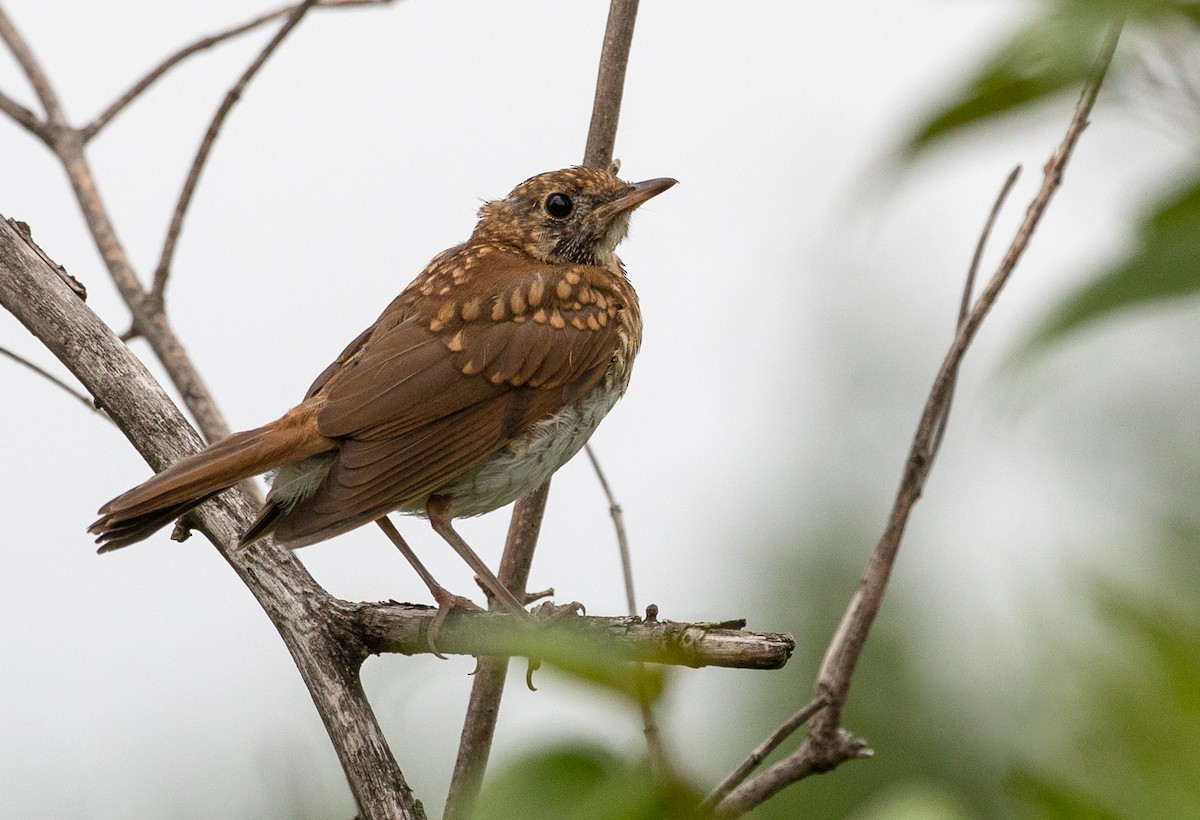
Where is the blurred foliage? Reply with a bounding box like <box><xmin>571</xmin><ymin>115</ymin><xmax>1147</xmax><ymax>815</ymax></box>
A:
<box><xmin>473</xmin><ymin>745</ymin><xmax>702</xmax><ymax>820</ymax></box>
<box><xmin>741</xmin><ymin>527</ymin><xmax>1005</xmax><ymax>820</ymax></box>
<box><xmin>1012</xmin><ymin>526</ymin><xmax>1200</xmax><ymax>819</ymax></box>
<box><xmin>528</xmin><ymin>629</ymin><xmax>666</xmax><ymax>705</ymax></box>
<box><xmin>1029</xmin><ymin>175</ymin><xmax>1200</xmax><ymax>346</ymax></box>
<box><xmin>470</xmin><ymin>5</ymin><xmax>1200</xmax><ymax>817</ymax></box>
<box><xmin>912</xmin><ymin>0</ymin><xmax>1200</xmax><ymax>349</ymax></box>
<box><xmin>245</xmin><ymin>5</ymin><xmax>1200</xmax><ymax>817</ymax></box>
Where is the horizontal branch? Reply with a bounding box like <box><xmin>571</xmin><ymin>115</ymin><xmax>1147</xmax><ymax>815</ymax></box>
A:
<box><xmin>352</xmin><ymin>603</ymin><xmax>795</xmax><ymax>670</ymax></box>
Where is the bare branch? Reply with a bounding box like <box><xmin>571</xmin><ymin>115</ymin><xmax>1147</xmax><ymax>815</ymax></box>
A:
<box><xmin>586</xmin><ymin>444</ymin><xmax>637</xmax><ymax>614</ymax></box>
<box><xmin>448</xmin><ymin>0</ymin><xmax>649</xmax><ymax>808</ymax></box>
<box><xmin>929</xmin><ymin>165</ymin><xmax>1022</xmax><ymax>464</ymax></box>
<box><xmin>816</xmin><ymin>22</ymin><xmax>1121</xmax><ymax>712</ymax></box>
<box><xmin>356</xmin><ymin>603</ymin><xmax>794</xmax><ymax>669</ymax></box>
<box><xmin>713</xmin><ymin>21</ymin><xmax>1124</xmax><ymax>818</ymax></box>
<box><xmin>0</xmin><ymin>86</ymin><xmax>48</xmax><ymax>140</ymax></box>
<box><xmin>82</xmin><ymin>0</ymin><xmax>394</xmax><ymax>141</ymax></box>
<box><xmin>0</xmin><ymin>214</ymin><xmax>423</xmax><ymax>820</ymax></box>
<box><xmin>0</xmin><ymin>4</ymin><xmax>66</xmax><ymax>126</ymax></box>
<box><xmin>714</xmin><ymin>731</ymin><xmax>872</xmax><ymax>817</ymax></box>
<box><xmin>0</xmin><ymin>342</ymin><xmax>107</xmax><ymax>418</ymax></box>
<box><xmin>150</xmin><ymin>0</ymin><xmax>320</xmax><ymax>305</ymax></box>
<box><xmin>444</xmin><ymin>482</ymin><xmax>551</xmax><ymax>820</ymax></box>
<box><xmin>702</xmin><ymin>695</ymin><xmax>828</xmax><ymax>811</ymax></box>
<box><xmin>0</xmin><ymin>6</ymin><xmax>233</xmax><ymax>442</ymax></box>
<box><xmin>583</xmin><ymin>0</ymin><xmax>640</xmax><ymax>169</ymax></box>
<box><xmin>57</xmin><ymin>132</ymin><xmax>234</xmax><ymax>442</ymax></box>
<box><xmin>583</xmin><ymin>444</ymin><xmax>669</xmax><ymax>773</ymax></box>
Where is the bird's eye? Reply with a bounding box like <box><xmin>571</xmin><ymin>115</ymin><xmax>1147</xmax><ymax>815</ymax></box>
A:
<box><xmin>544</xmin><ymin>193</ymin><xmax>574</xmax><ymax>218</ymax></box>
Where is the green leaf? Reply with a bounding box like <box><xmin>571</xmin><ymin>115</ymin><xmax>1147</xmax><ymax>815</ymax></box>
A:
<box><xmin>522</xmin><ymin>628</ymin><xmax>667</xmax><ymax>705</ymax></box>
<box><xmin>1008</xmin><ymin>769</ymin><xmax>1122</xmax><ymax>819</ymax></box>
<box><xmin>1029</xmin><ymin>178</ymin><xmax>1200</xmax><ymax>346</ymax></box>
<box><xmin>909</xmin><ymin>7</ymin><xmax>1112</xmax><ymax>151</ymax></box>
<box><xmin>473</xmin><ymin>746</ymin><xmax>703</xmax><ymax>820</ymax></box>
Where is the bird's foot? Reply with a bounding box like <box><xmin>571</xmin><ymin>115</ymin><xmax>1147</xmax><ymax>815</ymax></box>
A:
<box><xmin>426</xmin><ymin>588</ymin><xmax>483</xmax><ymax>659</ymax></box>
<box><xmin>522</xmin><ymin>601</ymin><xmax>586</xmax><ymax>691</ymax></box>
<box><xmin>532</xmin><ymin>600</ymin><xmax>586</xmax><ymax>620</ymax></box>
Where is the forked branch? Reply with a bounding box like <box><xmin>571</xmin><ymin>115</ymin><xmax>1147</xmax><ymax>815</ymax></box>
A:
<box><xmin>711</xmin><ymin>21</ymin><xmax>1124</xmax><ymax>817</ymax></box>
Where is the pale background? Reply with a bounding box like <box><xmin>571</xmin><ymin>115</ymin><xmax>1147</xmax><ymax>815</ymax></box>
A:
<box><xmin>0</xmin><ymin>1</ymin><xmax>1190</xmax><ymax>817</ymax></box>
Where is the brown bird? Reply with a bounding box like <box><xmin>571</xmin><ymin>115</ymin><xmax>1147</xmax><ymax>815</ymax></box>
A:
<box><xmin>90</xmin><ymin>165</ymin><xmax>675</xmax><ymax>635</ymax></box>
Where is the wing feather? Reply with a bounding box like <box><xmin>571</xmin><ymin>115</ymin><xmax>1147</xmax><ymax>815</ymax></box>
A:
<box><xmin>272</xmin><ymin>248</ymin><xmax>631</xmax><ymax>547</ymax></box>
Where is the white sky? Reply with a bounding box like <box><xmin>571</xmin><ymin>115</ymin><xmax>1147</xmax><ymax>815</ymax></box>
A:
<box><xmin>1</xmin><ymin>1</ymin><xmax>1193</xmax><ymax>817</ymax></box>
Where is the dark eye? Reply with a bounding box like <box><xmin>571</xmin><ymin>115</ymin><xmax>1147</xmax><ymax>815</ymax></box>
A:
<box><xmin>544</xmin><ymin>193</ymin><xmax>573</xmax><ymax>218</ymax></box>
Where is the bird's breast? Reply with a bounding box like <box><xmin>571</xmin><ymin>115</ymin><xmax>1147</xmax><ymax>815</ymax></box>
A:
<box><xmin>439</xmin><ymin>378</ymin><xmax>627</xmax><ymax>518</ymax></box>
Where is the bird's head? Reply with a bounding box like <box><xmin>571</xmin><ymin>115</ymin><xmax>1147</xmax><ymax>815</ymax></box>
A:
<box><xmin>475</xmin><ymin>165</ymin><xmax>676</xmax><ymax>267</ymax></box>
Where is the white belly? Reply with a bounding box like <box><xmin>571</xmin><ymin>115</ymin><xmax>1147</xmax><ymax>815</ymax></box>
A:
<box><xmin>438</xmin><ymin>383</ymin><xmax>623</xmax><ymax>518</ymax></box>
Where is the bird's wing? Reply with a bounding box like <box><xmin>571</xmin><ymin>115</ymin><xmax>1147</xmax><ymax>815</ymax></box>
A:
<box><xmin>273</xmin><ymin>248</ymin><xmax>625</xmax><ymax>543</ymax></box>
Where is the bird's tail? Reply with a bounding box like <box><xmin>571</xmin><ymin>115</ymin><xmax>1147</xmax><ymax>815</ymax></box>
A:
<box><xmin>89</xmin><ymin>408</ymin><xmax>333</xmax><ymax>552</ymax></box>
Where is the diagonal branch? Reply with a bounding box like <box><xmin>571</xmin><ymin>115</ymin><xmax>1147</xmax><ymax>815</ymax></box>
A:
<box><xmin>0</xmin><ymin>3</ymin><xmax>65</xmax><ymax>125</ymax></box>
<box><xmin>712</xmin><ymin>20</ymin><xmax>1124</xmax><ymax>818</ymax></box>
<box><xmin>0</xmin><ymin>86</ymin><xmax>47</xmax><ymax>140</ymax></box>
<box><xmin>0</xmin><ymin>214</ymin><xmax>423</xmax><ymax>820</ymax></box>
<box><xmin>0</xmin><ymin>4</ymin><xmax>234</xmax><ymax>442</ymax></box>
<box><xmin>583</xmin><ymin>0</ymin><xmax>640</xmax><ymax>168</ymax></box>
<box><xmin>445</xmin><ymin>0</ymin><xmax>646</xmax><ymax>813</ymax></box>
<box><xmin>0</xmin><ymin>342</ymin><xmax>107</xmax><ymax>418</ymax></box>
<box><xmin>929</xmin><ymin>164</ymin><xmax>1022</xmax><ymax>465</ymax></box>
<box><xmin>150</xmin><ymin>0</ymin><xmax>319</xmax><ymax>306</ymax></box>
<box><xmin>703</xmin><ymin>168</ymin><xmax>1022</xmax><ymax>811</ymax></box>
<box><xmin>82</xmin><ymin>0</ymin><xmax>393</xmax><ymax>141</ymax></box>
<box><xmin>443</xmin><ymin>482</ymin><xmax>551</xmax><ymax>820</ymax></box>
<box><xmin>586</xmin><ymin>444</ymin><xmax>637</xmax><ymax>614</ymax></box>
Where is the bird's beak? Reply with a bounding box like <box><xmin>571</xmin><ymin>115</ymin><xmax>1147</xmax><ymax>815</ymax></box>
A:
<box><xmin>595</xmin><ymin>177</ymin><xmax>678</xmax><ymax>223</ymax></box>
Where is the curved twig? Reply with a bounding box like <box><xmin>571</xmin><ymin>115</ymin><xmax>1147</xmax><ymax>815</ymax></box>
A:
<box><xmin>445</xmin><ymin>1</ymin><xmax>647</xmax><ymax>814</ymax></box>
<box><xmin>82</xmin><ymin>1</ymin><xmax>393</xmax><ymax>141</ymax></box>
<box><xmin>0</xmin><ymin>343</ymin><xmax>109</xmax><ymax>418</ymax></box>
<box><xmin>0</xmin><ymin>5</ymin><xmax>65</xmax><ymax>126</ymax></box>
<box><xmin>0</xmin><ymin>215</ymin><xmax>423</xmax><ymax>820</ymax></box>
<box><xmin>713</xmin><ymin>20</ymin><xmax>1124</xmax><ymax>818</ymax></box>
<box><xmin>150</xmin><ymin>0</ymin><xmax>319</xmax><ymax>305</ymax></box>
<box><xmin>0</xmin><ymin>87</ymin><xmax>47</xmax><ymax>140</ymax></box>
<box><xmin>586</xmin><ymin>444</ymin><xmax>637</xmax><ymax>614</ymax></box>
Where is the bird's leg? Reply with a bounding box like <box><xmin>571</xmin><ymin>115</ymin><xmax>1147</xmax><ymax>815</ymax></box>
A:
<box><xmin>375</xmin><ymin>516</ymin><xmax>479</xmax><ymax>658</ymax></box>
<box><xmin>426</xmin><ymin>496</ymin><xmax>529</xmax><ymax>616</ymax></box>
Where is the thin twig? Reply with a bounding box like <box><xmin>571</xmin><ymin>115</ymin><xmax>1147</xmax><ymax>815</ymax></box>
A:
<box><xmin>0</xmin><ymin>343</ymin><xmax>108</xmax><ymax>417</ymax></box>
<box><xmin>928</xmin><ymin>165</ymin><xmax>1022</xmax><ymax>462</ymax></box>
<box><xmin>150</xmin><ymin>0</ymin><xmax>320</xmax><ymax>305</ymax></box>
<box><xmin>714</xmin><ymin>21</ymin><xmax>1124</xmax><ymax>818</ymax></box>
<box><xmin>0</xmin><ymin>87</ymin><xmax>47</xmax><ymax>140</ymax></box>
<box><xmin>583</xmin><ymin>0</ymin><xmax>640</xmax><ymax>168</ymax></box>
<box><xmin>0</xmin><ymin>215</ymin><xmax>424</xmax><ymax>820</ymax></box>
<box><xmin>81</xmin><ymin>0</ymin><xmax>391</xmax><ymax>141</ymax></box>
<box><xmin>0</xmin><ymin>4</ymin><xmax>65</xmax><ymax>126</ymax></box>
<box><xmin>583</xmin><ymin>444</ymin><xmax>668</xmax><ymax>774</ymax></box>
<box><xmin>585</xmin><ymin>444</ymin><xmax>636</xmax><ymax>614</ymax></box>
<box><xmin>444</xmin><ymin>482</ymin><xmax>550</xmax><ymax>820</ymax></box>
<box><xmin>582</xmin><ymin>0</ymin><xmax>670</xmax><ymax>778</ymax></box>
<box><xmin>446</xmin><ymin>0</ymin><xmax>647</xmax><ymax>809</ymax></box>
<box><xmin>0</xmin><ymin>4</ymin><xmax>234</xmax><ymax>443</ymax></box>
<box><xmin>701</xmin><ymin>695</ymin><xmax>828</xmax><ymax>810</ymax></box>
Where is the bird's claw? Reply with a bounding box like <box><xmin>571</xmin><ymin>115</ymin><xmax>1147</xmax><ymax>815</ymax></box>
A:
<box><xmin>426</xmin><ymin>591</ymin><xmax>482</xmax><ymax>659</ymax></box>
<box><xmin>532</xmin><ymin>600</ymin><xmax>586</xmax><ymax>620</ymax></box>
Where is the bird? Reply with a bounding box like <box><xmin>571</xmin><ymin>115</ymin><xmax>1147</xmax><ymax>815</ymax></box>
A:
<box><xmin>89</xmin><ymin>164</ymin><xmax>676</xmax><ymax>642</ymax></box>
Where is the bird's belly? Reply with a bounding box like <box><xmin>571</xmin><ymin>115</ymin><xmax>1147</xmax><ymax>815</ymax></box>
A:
<box><xmin>438</xmin><ymin>383</ymin><xmax>624</xmax><ymax>518</ymax></box>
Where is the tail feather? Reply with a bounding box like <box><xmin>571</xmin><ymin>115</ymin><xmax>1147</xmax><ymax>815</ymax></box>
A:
<box><xmin>94</xmin><ymin>492</ymin><xmax>220</xmax><ymax>553</ymax></box>
<box><xmin>90</xmin><ymin>409</ymin><xmax>334</xmax><ymax>551</ymax></box>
